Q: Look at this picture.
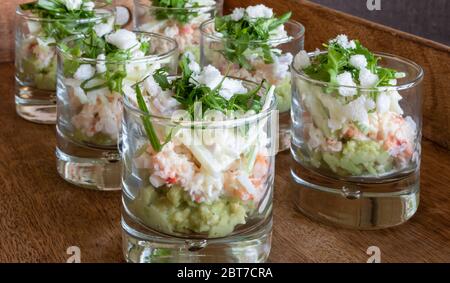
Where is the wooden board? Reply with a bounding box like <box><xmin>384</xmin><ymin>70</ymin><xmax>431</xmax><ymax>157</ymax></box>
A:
<box><xmin>0</xmin><ymin>0</ymin><xmax>449</xmax><ymax>263</ymax></box>
<box><xmin>1</xmin><ymin>61</ymin><xmax>450</xmax><ymax>262</ymax></box>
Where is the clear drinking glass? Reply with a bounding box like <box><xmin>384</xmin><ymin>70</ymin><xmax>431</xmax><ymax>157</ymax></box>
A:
<box><xmin>121</xmin><ymin>80</ymin><xmax>277</xmax><ymax>262</ymax></box>
<box><xmin>291</xmin><ymin>51</ymin><xmax>424</xmax><ymax>229</ymax></box>
<box><xmin>56</xmin><ymin>32</ymin><xmax>178</xmax><ymax>190</ymax></box>
<box><xmin>200</xmin><ymin>19</ymin><xmax>305</xmax><ymax>152</ymax></box>
<box><xmin>133</xmin><ymin>0</ymin><xmax>217</xmax><ymax>59</ymax></box>
<box><xmin>15</xmin><ymin>5</ymin><xmax>115</xmax><ymax>124</ymax></box>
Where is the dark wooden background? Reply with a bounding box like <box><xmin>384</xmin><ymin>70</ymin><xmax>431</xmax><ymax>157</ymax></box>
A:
<box><xmin>311</xmin><ymin>0</ymin><xmax>450</xmax><ymax>45</ymax></box>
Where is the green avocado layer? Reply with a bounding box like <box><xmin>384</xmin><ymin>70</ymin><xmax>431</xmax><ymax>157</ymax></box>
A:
<box><xmin>310</xmin><ymin>139</ymin><xmax>394</xmax><ymax>176</ymax></box>
<box><xmin>274</xmin><ymin>76</ymin><xmax>291</xmax><ymax>112</ymax></box>
<box><xmin>72</xmin><ymin>128</ymin><xmax>117</xmax><ymax>147</ymax></box>
<box><xmin>20</xmin><ymin>56</ymin><xmax>57</xmax><ymax>91</ymax></box>
<box><xmin>131</xmin><ymin>185</ymin><xmax>254</xmax><ymax>238</ymax></box>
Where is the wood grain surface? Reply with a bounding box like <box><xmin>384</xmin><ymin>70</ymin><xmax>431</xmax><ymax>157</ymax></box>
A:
<box><xmin>0</xmin><ymin>0</ymin><xmax>450</xmax><ymax>263</ymax></box>
<box><xmin>0</xmin><ymin>0</ymin><xmax>27</xmax><ymax>63</ymax></box>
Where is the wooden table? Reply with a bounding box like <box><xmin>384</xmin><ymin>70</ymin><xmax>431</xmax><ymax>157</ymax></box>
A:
<box><xmin>1</xmin><ymin>0</ymin><xmax>450</xmax><ymax>263</ymax></box>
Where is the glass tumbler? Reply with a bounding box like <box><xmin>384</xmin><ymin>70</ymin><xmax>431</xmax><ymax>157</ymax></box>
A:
<box><xmin>291</xmin><ymin>52</ymin><xmax>424</xmax><ymax>229</ymax></box>
<box><xmin>133</xmin><ymin>0</ymin><xmax>217</xmax><ymax>60</ymax></box>
<box><xmin>121</xmin><ymin>80</ymin><xmax>277</xmax><ymax>262</ymax></box>
<box><xmin>56</xmin><ymin>32</ymin><xmax>178</xmax><ymax>190</ymax></box>
<box><xmin>200</xmin><ymin>19</ymin><xmax>305</xmax><ymax>152</ymax></box>
<box><xmin>15</xmin><ymin>5</ymin><xmax>115</xmax><ymax>124</ymax></box>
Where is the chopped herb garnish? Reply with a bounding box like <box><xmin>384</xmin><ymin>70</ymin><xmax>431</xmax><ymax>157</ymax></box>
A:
<box><xmin>20</xmin><ymin>0</ymin><xmax>113</xmax><ymax>41</ymax></box>
<box><xmin>155</xmin><ymin>55</ymin><xmax>264</xmax><ymax>118</ymax></box>
<box><xmin>61</xmin><ymin>29</ymin><xmax>151</xmax><ymax>94</ymax></box>
<box><xmin>303</xmin><ymin>39</ymin><xmax>399</xmax><ymax>91</ymax></box>
<box><xmin>151</xmin><ymin>0</ymin><xmax>203</xmax><ymax>25</ymax></box>
<box><xmin>214</xmin><ymin>9</ymin><xmax>291</xmax><ymax>70</ymax></box>
<box><xmin>134</xmin><ymin>54</ymin><xmax>268</xmax><ymax>151</ymax></box>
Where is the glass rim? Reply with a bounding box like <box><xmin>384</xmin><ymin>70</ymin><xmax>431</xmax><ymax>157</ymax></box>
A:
<box><xmin>291</xmin><ymin>50</ymin><xmax>424</xmax><ymax>91</ymax></box>
<box><xmin>122</xmin><ymin>76</ymin><xmax>277</xmax><ymax>128</ymax></box>
<box><xmin>56</xmin><ymin>31</ymin><xmax>179</xmax><ymax>64</ymax></box>
<box><xmin>134</xmin><ymin>0</ymin><xmax>217</xmax><ymax>11</ymax></box>
<box><xmin>15</xmin><ymin>6</ymin><xmax>114</xmax><ymax>23</ymax></box>
<box><xmin>200</xmin><ymin>18</ymin><xmax>305</xmax><ymax>45</ymax></box>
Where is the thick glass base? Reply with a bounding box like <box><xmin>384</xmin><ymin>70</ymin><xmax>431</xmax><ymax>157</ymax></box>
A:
<box><xmin>121</xmin><ymin>211</ymin><xmax>272</xmax><ymax>263</ymax></box>
<box><xmin>291</xmin><ymin>164</ymin><xmax>419</xmax><ymax>229</ymax></box>
<box><xmin>56</xmin><ymin>127</ymin><xmax>121</xmax><ymax>190</ymax></box>
<box><xmin>15</xmin><ymin>84</ymin><xmax>56</xmax><ymax>124</ymax></box>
